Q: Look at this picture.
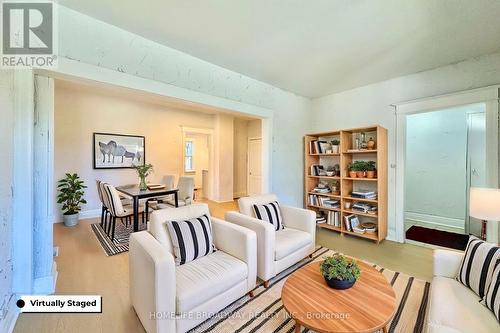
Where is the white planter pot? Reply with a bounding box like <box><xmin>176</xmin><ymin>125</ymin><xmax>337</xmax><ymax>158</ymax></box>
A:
<box><xmin>63</xmin><ymin>213</ymin><xmax>79</xmax><ymax>227</ymax></box>
<box><xmin>332</xmin><ymin>145</ymin><xmax>339</xmax><ymax>154</ymax></box>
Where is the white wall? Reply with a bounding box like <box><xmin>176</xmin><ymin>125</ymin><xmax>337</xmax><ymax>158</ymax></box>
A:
<box><xmin>58</xmin><ymin>5</ymin><xmax>312</xmax><ymax>206</ymax></box>
<box><xmin>54</xmin><ymin>80</ymin><xmax>219</xmax><ymax>220</ymax></box>
<box><xmin>405</xmin><ymin>108</ymin><xmax>469</xmax><ymax>223</ymax></box>
<box><xmin>312</xmin><ymin>51</ymin><xmax>500</xmax><ymax>240</ymax></box>
<box><xmin>0</xmin><ymin>70</ymin><xmax>14</xmax><ymax>327</ymax></box>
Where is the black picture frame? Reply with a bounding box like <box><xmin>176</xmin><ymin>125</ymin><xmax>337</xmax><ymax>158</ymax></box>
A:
<box><xmin>93</xmin><ymin>132</ymin><xmax>145</xmax><ymax>169</ymax></box>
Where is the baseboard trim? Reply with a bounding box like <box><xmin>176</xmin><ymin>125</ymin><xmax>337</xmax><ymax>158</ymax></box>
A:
<box><xmin>405</xmin><ymin>211</ymin><xmax>465</xmax><ymax>233</ymax></box>
<box><xmin>0</xmin><ymin>296</ymin><xmax>19</xmax><ymax>333</ymax></box>
<box><xmin>53</xmin><ymin>209</ymin><xmax>101</xmax><ymax>223</ymax></box>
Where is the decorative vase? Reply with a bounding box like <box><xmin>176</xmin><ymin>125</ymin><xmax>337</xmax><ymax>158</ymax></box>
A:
<box><xmin>139</xmin><ymin>176</ymin><xmax>147</xmax><ymax>190</ymax></box>
<box><xmin>324</xmin><ymin>277</ymin><xmax>356</xmax><ymax>290</ymax></box>
<box><xmin>63</xmin><ymin>213</ymin><xmax>79</xmax><ymax>227</ymax></box>
<box><xmin>349</xmin><ymin>171</ymin><xmax>357</xmax><ymax>178</ymax></box>
<box><xmin>367</xmin><ymin>137</ymin><xmax>376</xmax><ymax>150</ymax></box>
<box><xmin>366</xmin><ymin>171</ymin><xmax>375</xmax><ymax>178</ymax></box>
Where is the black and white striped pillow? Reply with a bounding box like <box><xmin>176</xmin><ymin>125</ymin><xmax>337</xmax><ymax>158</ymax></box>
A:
<box><xmin>483</xmin><ymin>260</ymin><xmax>500</xmax><ymax>322</ymax></box>
<box><xmin>457</xmin><ymin>236</ymin><xmax>500</xmax><ymax>298</ymax></box>
<box><xmin>165</xmin><ymin>214</ymin><xmax>216</xmax><ymax>266</ymax></box>
<box><xmin>252</xmin><ymin>201</ymin><xmax>284</xmax><ymax>231</ymax></box>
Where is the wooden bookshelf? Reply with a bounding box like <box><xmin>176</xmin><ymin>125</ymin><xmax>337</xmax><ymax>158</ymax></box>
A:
<box><xmin>304</xmin><ymin>125</ymin><xmax>388</xmax><ymax>243</ymax></box>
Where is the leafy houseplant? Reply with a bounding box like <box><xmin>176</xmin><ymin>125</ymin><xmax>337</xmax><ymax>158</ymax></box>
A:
<box><xmin>348</xmin><ymin>163</ymin><xmax>358</xmax><ymax>178</ymax></box>
<box><xmin>330</xmin><ymin>139</ymin><xmax>340</xmax><ymax>154</ymax></box>
<box><xmin>134</xmin><ymin>163</ymin><xmax>154</xmax><ymax>190</ymax></box>
<box><xmin>366</xmin><ymin>161</ymin><xmax>376</xmax><ymax>178</ymax></box>
<box><xmin>320</xmin><ymin>254</ymin><xmax>361</xmax><ymax>289</ymax></box>
<box><xmin>57</xmin><ymin>173</ymin><xmax>87</xmax><ymax>227</ymax></box>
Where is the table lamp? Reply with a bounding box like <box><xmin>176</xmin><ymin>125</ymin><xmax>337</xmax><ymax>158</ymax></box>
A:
<box><xmin>469</xmin><ymin>187</ymin><xmax>500</xmax><ymax>241</ymax></box>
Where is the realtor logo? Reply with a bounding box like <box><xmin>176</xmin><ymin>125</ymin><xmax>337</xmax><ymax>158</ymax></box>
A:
<box><xmin>1</xmin><ymin>1</ymin><xmax>57</xmax><ymax>68</ymax></box>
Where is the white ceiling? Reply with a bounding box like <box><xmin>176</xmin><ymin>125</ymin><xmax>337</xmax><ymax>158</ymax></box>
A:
<box><xmin>59</xmin><ymin>0</ymin><xmax>500</xmax><ymax>98</ymax></box>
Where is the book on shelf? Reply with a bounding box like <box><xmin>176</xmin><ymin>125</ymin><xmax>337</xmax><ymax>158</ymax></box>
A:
<box><xmin>326</xmin><ymin>211</ymin><xmax>341</xmax><ymax>227</ymax></box>
<box><xmin>309</xmin><ymin>140</ymin><xmax>329</xmax><ymax>154</ymax></box>
<box><xmin>310</xmin><ymin>164</ymin><xmax>326</xmax><ymax>176</ymax></box>
<box><xmin>308</xmin><ymin>194</ymin><xmax>340</xmax><ymax>208</ymax></box>
<box><xmin>344</xmin><ymin>214</ymin><xmax>362</xmax><ymax>232</ymax></box>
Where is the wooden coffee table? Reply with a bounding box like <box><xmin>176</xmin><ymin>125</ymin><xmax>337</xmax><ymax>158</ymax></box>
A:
<box><xmin>282</xmin><ymin>260</ymin><xmax>396</xmax><ymax>333</ymax></box>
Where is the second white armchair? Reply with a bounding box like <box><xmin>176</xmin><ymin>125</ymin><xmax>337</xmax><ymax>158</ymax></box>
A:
<box><xmin>225</xmin><ymin>194</ymin><xmax>316</xmax><ymax>287</ymax></box>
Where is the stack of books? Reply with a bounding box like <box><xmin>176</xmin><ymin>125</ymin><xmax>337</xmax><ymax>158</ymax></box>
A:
<box><xmin>312</xmin><ymin>181</ymin><xmax>330</xmax><ymax>193</ymax></box>
<box><xmin>309</xmin><ymin>140</ymin><xmax>330</xmax><ymax>154</ymax></box>
<box><xmin>327</xmin><ymin>211</ymin><xmax>341</xmax><ymax>227</ymax></box>
<box><xmin>316</xmin><ymin>211</ymin><xmax>327</xmax><ymax>224</ymax></box>
<box><xmin>352</xmin><ymin>202</ymin><xmax>377</xmax><ymax>214</ymax></box>
<box><xmin>308</xmin><ymin>195</ymin><xmax>339</xmax><ymax>208</ymax></box>
<box><xmin>344</xmin><ymin>214</ymin><xmax>364</xmax><ymax>233</ymax></box>
<box><xmin>351</xmin><ymin>190</ymin><xmax>377</xmax><ymax>200</ymax></box>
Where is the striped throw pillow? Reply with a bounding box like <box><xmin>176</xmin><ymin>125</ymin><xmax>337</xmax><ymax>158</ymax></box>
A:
<box><xmin>456</xmin><ymin>236</ymin><xmax>500</xmax><ymax>298</ymax></box>
<box><xmin>165</xmin><ymin>214</ymin><xmax>216</xmax><ymax>266</ymax></box>
<box><xmin>483</xmin><ymin>260</ymin><xmax>500</xmax><ymax>322</ymax></box>
<box><xmin>252</xmin><ymin>201</ymin><xmax>284</xmax><ymax>231</ymax></box>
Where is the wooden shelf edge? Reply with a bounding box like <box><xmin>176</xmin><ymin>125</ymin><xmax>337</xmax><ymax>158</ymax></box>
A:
<box><xmin>343</xmin><ymin>177</ymin><xmax>378</xmax><ymax>181</ymax></box>
<box><xmin>308</xmin><ymin>192</ymin><xmax>342</xmax><ymax>199</ymax></box>
<box><xmin>342</xmin><ymin>209</ymin><xmax>378</xmax><ymax>218</ymax></box>
<box><xmin>343</xmin><ymin>150</ymin><xmax>377</xmax><ymax>154</ymax></box>
<box><xmin>309</xmin><ymin>153</ymin><xmax>341</xmax><ymax>156</ymax></box>
<box><xmin>308</xmin><ymin>175</ymin><xmax>341</xmax><ymax>180</ymax></box>
<box><xmin>342</xmin><ymin>196</ymin><xmax>378</xmax><ymax>203</ymax></box>
<box><xmin>307</xmin><ymin>205</ymin><xmax>341</xmax><ymax>212</ymax></box>
<box><xmin>342</xmin><ymin>230</ymin><xmax>379</xmax><ymax>241</ymax></box>
<box><xmin>317</xmin><ymin>224</ymin><xmax>342</xmax><ymax>232</ymax></box>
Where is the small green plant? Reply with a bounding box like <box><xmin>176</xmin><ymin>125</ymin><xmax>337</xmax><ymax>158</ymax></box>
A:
<box><xmin>331</xmin><ymin>139</ymin><xmax>340</xmax><ymax>146</ymax></box>
<box><xmin>349</xmin><ymin>161</ymin><xmax>367</xmax><ymax>171</ymax></box>
<box><xmin>320</xmin><ymin>254</ymin><xmax>361</xmax><ymax>281</ymax></box>
<box><xmin>57</xmin><ymin>173</ymin><xmax>87</xmax><ymax>215</ymax></box>
<box><xmin>366</xmin><ymin>161</ymin><xmax>376</xmax><ymax>171</ymax></box>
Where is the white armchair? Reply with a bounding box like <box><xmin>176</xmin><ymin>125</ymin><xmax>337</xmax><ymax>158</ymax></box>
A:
<box><xmin>224</xmin><ymin>194</ymin><xmax>315</xmax><ymax>287</ymax></box>
<box><xmin>129</xmin><ymin>204</ymin><xmax>257</xmax><ymax>333</ymax></box>
<box><xmin>427</xmin><ymin>249</ymin><xmax>499</xmax><ymax>333</ymax></box>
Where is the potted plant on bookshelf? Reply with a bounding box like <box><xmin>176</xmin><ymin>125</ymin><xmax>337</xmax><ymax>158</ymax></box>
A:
<box><xmin>348</xmin><ymin>163</ymin><xmax>358</xmax><ymax>178</ymax></box>
<box><xmin>350</xmin><ymin>161</ymin><xmax>367</xmax><ymax>178</ymax></box>
<box><xmin>320</xmin><ymin>254</ymin><xmax>361</xmax><ymax>289</ymax></box>
<box><xmin>57</xmin><ymin>173</ymin><xmax>87</xmax><ymax>227</ymax></box>
<box><xmin>330</xmin><ymin>139</ymin><xmax>340</xmax><ymax>154</ymax></box>
<box><xmin>366</xmin><ymin>161</ymin><xmax>376</xmax><ymax>178</ymax></box>
<box><xmin>326</xmin><ymin>166</ymin><xmax>335</xmax><ymax>177</ymax></box>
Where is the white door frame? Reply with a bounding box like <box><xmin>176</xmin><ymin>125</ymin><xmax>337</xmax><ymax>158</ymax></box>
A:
<box><xmin>181</xmin><ymin>127</ymin><xmax>214</xmax><ymax>200</ymax></box>
<box><xmin>394</xmin><ymin>86</ymin><xmax>499</xmax><ymax>243</ymax></box>
<box><xmin>247</xmin><ymin>136</ymin><xmax>262</xmax><ymax>196</ymax></box>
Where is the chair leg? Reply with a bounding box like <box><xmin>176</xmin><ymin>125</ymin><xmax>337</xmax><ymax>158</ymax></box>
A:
<box><xmin>100</xmin><ymin>206</ymin><xmax>105</xmax><ymax>226</ymax></box>
<box><xmin>248</xmin><ymin>290</ymin><xmax>255</xmax><ymax>297</ymax></box>
<box><xmin>263</xmin><ymin>281</ymin><xmax>269</xmax><ymax>288</ymax></box>
<box><xmin>111</xmin><ymin>216</ymin><xmax>116</xmax><ymax>241</ymax></box>
<box><xmin>146</xmin><ymin>201</ymin><xmax>149</xmax><ymax>222</ymax></box>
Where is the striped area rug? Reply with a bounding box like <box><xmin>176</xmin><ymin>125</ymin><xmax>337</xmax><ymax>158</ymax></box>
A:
<box><xmin>90</xmin><ymin>221</ymin><xmax>147</xmax><ymax>256</ymax></box>
<box><xmin>190</xmin><ymin>247</ymin><xmax>430</xmax><ymax>333</ymax></box>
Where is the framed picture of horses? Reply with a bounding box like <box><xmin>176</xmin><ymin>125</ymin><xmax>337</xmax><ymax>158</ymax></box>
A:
<box><xmin>93</xmin><ymin>133</ymin><xmax>145</xmax><ymax>169</ymax></box>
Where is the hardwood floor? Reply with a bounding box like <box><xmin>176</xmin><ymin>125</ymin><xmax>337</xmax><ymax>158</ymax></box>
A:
<box><xmin>14</xmin><ymin>200</ymin><xmax>433</xmax><ymax>333</ymax></box>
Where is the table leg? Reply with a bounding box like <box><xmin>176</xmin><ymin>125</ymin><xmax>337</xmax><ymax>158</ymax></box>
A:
<box><xmin>294</xmin><ymin>323</ymin><xmax>301</xmax><ymax>333</ymax></box>
<box><xmin>383</xmin><ymin>326</ymin><xmax>388</xmax><ymax>333</ymax></box>
<box><xmin>174</xmin><ymin>191</ymin><xmax>179</xmax><ymax>207</ymax></box>
<box><xmin>133</xmin><ymin>196</ymin><xmax>139</xmax><ymax>232</ymax></box>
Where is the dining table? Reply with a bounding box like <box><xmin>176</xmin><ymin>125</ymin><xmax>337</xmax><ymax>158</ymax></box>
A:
<box><xmin>116</xmin><ymin>184</ymin><xmax>179</xmax><ymax>232</ymax></box>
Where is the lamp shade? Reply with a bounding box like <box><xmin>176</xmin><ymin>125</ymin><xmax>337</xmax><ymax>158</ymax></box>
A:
<box><xmin>469</xmin><ymin>187</ymin><xmax>500</xmax><ymax>221</ymax></box>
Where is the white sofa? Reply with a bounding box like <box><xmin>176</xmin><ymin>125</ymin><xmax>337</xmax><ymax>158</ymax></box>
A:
<box><xmin>129</xmin><ymin>204</ymin><xmax>257</xmax><ymax>333</ymax></box>
<box><xmin>225</xmin><ymin>194</ymin><xmax>316</xmax><ymax>286</ymax></box>
<box><xmin>428</xmin><ymin>249</ymin><xmax>499</xmax><ymax>333</ymax></box>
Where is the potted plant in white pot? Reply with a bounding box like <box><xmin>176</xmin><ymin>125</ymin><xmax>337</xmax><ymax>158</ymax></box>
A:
<box><xmin>331</xmin><ymin>139</ymin><xmax>340</xmax><ymax>154</ymax></box>
<box><xmin>57</xmin><ymin>173</ymin><xmax>87</xmax><ymax>227</ymax></box>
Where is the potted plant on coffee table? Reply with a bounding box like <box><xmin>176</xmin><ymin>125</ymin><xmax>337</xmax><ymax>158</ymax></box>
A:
<box><xmin>57</xmin><ymin>173</ymin><xmax>87</xmax><ymax>227</ymax></box>
<box><xmin>320</xmin><ymin>253</ymin><xmax>361</xmax><ymax>290</ymax></box>
<box><xmin>366</xmin><ymin>161</ymin><xmax>376</xmax><ymax>178</ymax></box>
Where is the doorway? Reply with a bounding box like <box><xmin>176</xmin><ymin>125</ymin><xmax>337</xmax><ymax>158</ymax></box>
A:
<box><xmin>404</xmin><ymin>104</ymin><xmax>486</xmax><ymax>249</ymax></box>
<box><xmin>247</xmin><ymin>137</ymin><xmax>262</xmax><ymax>196</ymax></box>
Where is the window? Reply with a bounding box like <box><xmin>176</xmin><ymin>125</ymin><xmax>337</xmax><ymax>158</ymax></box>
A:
<box><xmin>185</xmin><ymin>140</ymin><xmax>194</xmax><ymax>172</ymax></box>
